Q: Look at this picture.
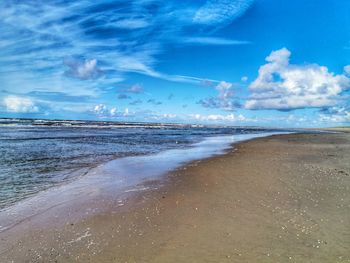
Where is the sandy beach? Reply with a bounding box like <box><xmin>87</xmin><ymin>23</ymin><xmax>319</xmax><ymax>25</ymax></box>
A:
<box><xmin>1</xmin><ymin>132</ymin><xmax>349</xmax><ymax>263</ymax></box>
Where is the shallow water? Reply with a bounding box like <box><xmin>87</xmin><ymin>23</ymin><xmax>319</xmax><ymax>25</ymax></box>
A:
<box><xmin>0</xmin><ymin>118</ymin><xmax>289</xmax><ymax>210</ymax></box>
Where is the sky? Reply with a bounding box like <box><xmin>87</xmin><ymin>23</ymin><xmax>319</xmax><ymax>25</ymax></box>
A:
<box><xmin>0</xmin><ymin>0</ymin><xmax>350</xmax><ymax>127</ymax></box>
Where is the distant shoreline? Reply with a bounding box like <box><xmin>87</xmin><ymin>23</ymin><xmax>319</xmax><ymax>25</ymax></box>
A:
<box><xmin>318</xmin><ymin>127</ymin><xmax>350</xmax><ymax>133</ymax></box>
<box><xmin>0</xmin><ymin>116</ymin><xmax>326</xmax><ymax>130</ymax></box>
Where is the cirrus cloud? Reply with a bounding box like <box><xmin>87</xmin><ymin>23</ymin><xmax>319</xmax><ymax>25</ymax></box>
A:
<box><xmin>193</xmin><ymin>0</ymin><xmax>255</xmax><ymax>26</ymax></box>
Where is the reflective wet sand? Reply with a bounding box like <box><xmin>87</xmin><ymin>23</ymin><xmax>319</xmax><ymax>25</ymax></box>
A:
<box><xmin>1</xmin><ymin>133</ymin><xmax>349</xmax><ymax>262</ymax></box>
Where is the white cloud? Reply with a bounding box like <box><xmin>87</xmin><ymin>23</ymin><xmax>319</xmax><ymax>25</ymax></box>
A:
<box><xmin>344</xmin><ymin>65</ymin><xmax>350</xmax><ymax>76</ymax></box>
<box><xmin>110</xmin><ymin>107</ymin><xmax>118</xmax><ymax>116</ymax></box>
<box><xmin>93</xmin><ymin>105</ymin><xmax>134</xmax><ymax>118</ymax></box>
<box><xmin>65</xmin><ymin>59</ymin><xmax>101</xmax><ymax>80</ymax></box>
<box><xmin>216</xmin><ymin>81</ymin><xmax>234</xmax><ymax>100</ymax></box>
<box><xmin>245</xmin><ymin>48</ymin><xmax>350</xmax><ymax>110</ymax></box>
<box><xmin>182</xmin><ymin>37</ymin><xmax>251</xmax><ymax>45</ymax></box>
<box><xmin>193</xmin><ymin>0</ymin><xmax>254</xmax><ymax>26</ymax></box>
<box><xmin>162</xmin><ymin>113</ymin><xmax>177</xmax><ymax>119</ymax></box>
<box><xmin>198</xmin><ymin>81</ymin><xmax>239</xmax><ymax>110</ymax></box>
<box><xmin>3</xmin><ymin>96</ymin><xmax>38</xmax><ymax>113</ymax></box>
<box><xmin>115</xmin><ymin>18</ymin><xmax>149</xmax><ymax>29</ymax></box>
<box><xmin>124</xmin><ymin>84</ymin><xmax>144</xmax><ymax>94</ymax></box>
<box><xmin>319</xmin><ymin>107</ymin><xmax>350</xmax><ymax>123</ymax></box>
<box><xmin>190</xmin><ymin>113</ymin><xmax>246</xmax><ymax>122</ymax></box>
<box><xmin>93</xmin><ymin>104</ymin><xmax>108</xmax><ymax>115</ymax></box>
<box><xmin>124</xmin><ymin>108</ymin><xmax>129</xmax><ymax>116</ymax></box>
<box><xmin>0</xmin><ymin>0</ymin><xmax>257</xmax><ymax>104</ymax></box>
<box><xmin>241</xmin><ymin>76</ymin><xmax>248</xmax><ymax>82</ymax></box>
<box><xmin>319</xmin><ymin>113</ymin><xmax>350</xmax><ymax>123</ymax></box>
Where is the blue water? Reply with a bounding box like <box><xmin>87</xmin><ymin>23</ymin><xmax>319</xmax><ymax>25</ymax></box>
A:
<box><xmin>0</xmin><ymin>118</ymin><xmax>291</xmax><ymax>210</ymax></box>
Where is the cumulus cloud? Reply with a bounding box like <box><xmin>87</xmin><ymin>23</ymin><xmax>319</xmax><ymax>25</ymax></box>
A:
<box><xmin>216</xmin><ymin>81</ymin><xmax>234</xmax><ymax>100</ymax></box>
<box><xmin>116</xmin><ymin>109</ymin><xmax>178</xmax><ymax>122</ymax></box>
<box><xmin>198</xmin><ymin>97</ymin><xmax>240</xmax><ymax>110</ymax></box>
<box><xmin>124</xmin><ymin>108</ymin><xmax>130</xmax><ymax>116</ymax></box>
<box><xmin>245</xmin><ymin>48</ymin><xmax>350</xmax><ymax>110</ymax></box>
<box><xmin>92</xmin><ymin>104</ymin><xmax>133</xmax><ymax>118</ymax></box>
<box><xmin>3</xmin><ymin>96</ymin><xmax>39</xmax><ymax>113</ymax></box>
<box><xmin>93</xmin><ymin>104</ymin><xmax>108</xmax><ymax>115</ymax></box>
<box><xmin>190</xmin><ymin>113</ymin><xmax>247</xmax><ymax>122</ymax></box>
<box><xmin>110</xmin><ymin>107</ymin><xmax>118</xmax><ymax>116</ymax></box>
<box><xmin>198</xmin><ymin>81</ymin><xmax>240</xmax><ymax>110</ymax></box>
<box><xmin>319</xmin><ymin>107</ymin><xmax>350</xmax><ymax>123</ymax></box>
<box><xmin>64</xmin><ymin>59</ymin><xmax>102</xmax><ymax>80</ymax></box>
<box><xmin>344</xmin><ymin>65</ymin><xmax>350</xmax><ymax>76</ymax></box>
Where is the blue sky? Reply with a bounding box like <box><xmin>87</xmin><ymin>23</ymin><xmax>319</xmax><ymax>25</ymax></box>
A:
<box><xmin>0</xmin><ymin>0</ymin><xmax>349</xmax><ymax>127</ymax></box>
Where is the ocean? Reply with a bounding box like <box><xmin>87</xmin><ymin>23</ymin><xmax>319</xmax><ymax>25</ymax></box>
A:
<box><xmin>0</xmin><ymin>118</ymin><xmax>291</xmax><ymax>210</ymax></box>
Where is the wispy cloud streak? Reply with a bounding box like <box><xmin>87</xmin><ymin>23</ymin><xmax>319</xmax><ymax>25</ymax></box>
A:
<box><xmin>0</xmin><ymin>0</ymin><xmax>253</xmax><ymax>97</ymax></box>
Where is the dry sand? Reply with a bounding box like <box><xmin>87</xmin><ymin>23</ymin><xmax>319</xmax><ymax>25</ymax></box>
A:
<box><xmin>0</xmin><ymin>133</ymin><xmax>349</xmax><ymax>262</ymax></box>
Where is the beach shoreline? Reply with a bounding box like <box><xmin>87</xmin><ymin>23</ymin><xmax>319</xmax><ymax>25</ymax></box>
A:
<box><xmin>1</xmin><ymin>132</ymin><xmax>349</xmax><ymax>262</ymax></box>
<box><xmin>0</xmin><ymin>132</ymin><xmax>283</xmax><ymax>233</ymax></box>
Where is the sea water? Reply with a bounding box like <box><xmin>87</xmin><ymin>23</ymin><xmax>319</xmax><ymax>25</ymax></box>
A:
<box><xmin>0</xmin><ymin>118</ymin><xmax>291</xmax><ymax>210</ymax></box>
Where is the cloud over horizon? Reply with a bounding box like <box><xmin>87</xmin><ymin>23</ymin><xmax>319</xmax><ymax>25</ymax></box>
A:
<box><xmin>319</xmin><ymin>107</ymin><xmax>350</xmax><ymax>123</ymax></box>
<box><xmin>245</xmin><ymin>48</ymin><xmax>350</xmax><ymax>110</ymax></box>
<box><xmin>2</xmin><ymin>96</ymin><xmax>39</xmax><ymax>113</ymax></box>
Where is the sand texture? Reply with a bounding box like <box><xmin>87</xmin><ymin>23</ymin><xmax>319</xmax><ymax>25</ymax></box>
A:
<box><xmin>0</xmin><ymin>133</ymin><xmax>349</xmax><ymax>262</ymax></box>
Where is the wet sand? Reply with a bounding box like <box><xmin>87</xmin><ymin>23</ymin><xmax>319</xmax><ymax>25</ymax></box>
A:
<box><xmin>1</xmin><ymin>133</ymin><xmax>349</xmax><ymax>262</ymax></box>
